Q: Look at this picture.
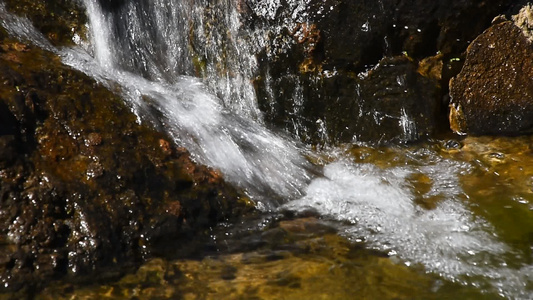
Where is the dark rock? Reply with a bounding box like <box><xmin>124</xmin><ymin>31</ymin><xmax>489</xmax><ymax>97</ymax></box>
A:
<box><xmin>256</xmin><ymin>54</ymin><xmax>440</xmax><ymax>144</ymax></box>
<box><xmin>247</xmin><ymin>0</ymin><xmax>520</xmax><ymax>144</ymax></box>
<box><xmin>98</xmin><ymin>0</ymin><xmax>127</xmax><ymax>12</ymax></box>
<box><xmin>85</xmin><ymin>133</ymin><xmax>102</xmax><ymax>147</ymax></box>
<box><xmin>3</xmin><ymin>0</ymin><xmax>87</xmax><ymax>46</ymax></box>
<box><xmin>0</xmin><ymin>35</ymin><xmax>250</xmax><ymax>295</ymax></box>
<box><xmin>449</xmin><ymin>9</ymin><xmax>533</xmax><ymax>135</ymax></box>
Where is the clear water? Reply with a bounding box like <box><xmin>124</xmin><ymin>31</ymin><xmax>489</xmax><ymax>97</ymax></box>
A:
<box><xmin>2</xmin><ymin>1</ymin><xmax>532</xmax><ymax>298</ymax></box>
<box><xmin>286</xmin><ymin>145</ymin><xmax>533</xmax><ymax>298</ymax></box>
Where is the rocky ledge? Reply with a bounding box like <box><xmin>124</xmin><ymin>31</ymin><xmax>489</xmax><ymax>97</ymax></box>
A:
<box><xmin>247</xmin><ymin>0</ymin><xmax>530</xmax><ymax>144</ymax></box>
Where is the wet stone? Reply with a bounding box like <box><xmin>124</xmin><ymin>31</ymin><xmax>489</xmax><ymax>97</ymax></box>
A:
<box><xmin>85</xmin><ymin>132</ymin><xmax>102</xmax><ymax>147</ymax></box>
<box><xmin>159</xmin><ymin>138</ymin><xmax>172</xmax><ymax>155</ymax></box>
<box><xmin>250</xmin><ymin>0</ymin><xmax>519</xmax><ymax>145</ymax></box>
<box><xmin>86</xmin><ymin>161</ymin><xmax>104</xmax><ymax>179</ymax></box>
<box><xmin>0</xmin><ymin>22</ymin><xmax>248</xmax><ymax>294</ymax></box>
<box><xmin>449</xmin><ymin>7</ymin><xmax>533</xmax><ymax>135</ymax></box>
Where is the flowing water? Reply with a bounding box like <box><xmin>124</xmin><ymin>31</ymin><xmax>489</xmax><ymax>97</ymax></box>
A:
<box><xmin>1</xmin><ymin>0</ymin><xmax>533</xmax><ymax>298</ymax></box>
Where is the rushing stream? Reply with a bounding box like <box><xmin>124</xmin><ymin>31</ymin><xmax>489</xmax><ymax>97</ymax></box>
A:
<box><xmin>2</xmin><ymin>0</ymin><xmax>533</xmax><ymax>298</ymax></box>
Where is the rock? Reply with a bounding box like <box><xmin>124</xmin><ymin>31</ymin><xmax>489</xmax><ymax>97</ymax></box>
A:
<box><xmin>256</xmin><ymin>55</ymin><xmax>440</xmax><ymax>144</ymax></box>
<box><xmin>248</xmin><ymin>0</ymin><xmax>520</xmax><ymax>144</ymax></box>
<box><xmin>0</xmin><ymin>32</ymin><xmax>250</xmax><ymax>295</ymax></box>
<box><xmin>2</xmin><ymin>0</ymin><xmax>87</xmax><ymax>46</ymax></box>
<box><xmin>449</xmin><ymin>7</ymin><xmax>533</xmax><ymax>135</ymax></box>
<box><xmin>513</xmin><ymin>3</ymin><xmax>533</xmax><ymax>42</ymax></box>
<box><xmin>85</xmin><ymin>132</ymin><xmax>102</xmax><ymax>147</ymax></box>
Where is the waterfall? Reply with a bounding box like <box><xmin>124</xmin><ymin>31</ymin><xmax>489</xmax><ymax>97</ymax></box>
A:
<box><xmin>67</xmin><ymin>0</ymin><xmax>315</xmax><ymax>209</ymax></box>
<box><xmin>1</xmin><ymin>1</ymin><xmax>531</xmax><ymax>297</ymax></box>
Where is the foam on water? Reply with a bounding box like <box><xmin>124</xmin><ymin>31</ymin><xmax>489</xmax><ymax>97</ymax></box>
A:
<box><xmin>284</xmin><ymin>155</ymin><xmax>531</xmax><ymax>297</ymax></box>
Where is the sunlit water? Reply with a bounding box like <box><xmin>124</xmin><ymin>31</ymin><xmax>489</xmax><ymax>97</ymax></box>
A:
<box><xmin>1</xmin><ymin>1</ymin><xmax>532</xmax><ymax>298</ymax></box>
<box><xmin>286</xmin><ymin>146</ymin><xmax>532</xmax><ymax>298</ymax></box>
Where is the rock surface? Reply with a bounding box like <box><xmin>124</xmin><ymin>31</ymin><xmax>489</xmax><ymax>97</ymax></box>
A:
<box><xmin>256</xmin><ymin>55</ymin><xmax>440</xmax><ymax>144</ymax></box>
<box><xmin>449</xmin><ymin>7</ymin><xmax>533</xmax><ymax>135</ymax></box>
<box><xmin>0</xmin><ymin>24</ymin><xmax>249</xmax><ymax>295</ymax></box>
<box><xmin>2</xmin><ymin>0</ymin><xmax>87</xmax><ymax>46</ymax></box>
<box><xmin>247</xmin><ymin>0</ymin><xmax>524</xmax><ymax>144</ymax></box>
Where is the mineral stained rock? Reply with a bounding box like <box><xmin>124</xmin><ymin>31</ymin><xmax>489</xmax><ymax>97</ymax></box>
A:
<box><xmin>449</xmin><ymin>5</ymin><xmax>533</xmax><ymax>135</ymax></box>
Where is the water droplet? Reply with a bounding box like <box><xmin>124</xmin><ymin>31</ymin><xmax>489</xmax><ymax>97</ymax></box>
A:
<box><xmin>361</xmin><ymin>21</ymin><xmax>370</xmax><ymax>32</ymax></box>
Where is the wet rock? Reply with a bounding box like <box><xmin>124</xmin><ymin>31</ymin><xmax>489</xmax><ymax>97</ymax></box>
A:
<box><xmin>0</xmin><ymin>100</ymin><xmax>19</xmax><ymax>167</ymax></box>
<box><xmin>34</xmin><ymin>213</ymin><xmax>495</xmax><ymax>299</ymax></box>
<box><xmin>86</xmin><ymin>161</ymin><xmax>104</xmax><ymax>179</ymax></box>
<box><xmin>3</xmin><ymin>0</ymin><xmax>87</xmax><ymax>46</ymax></box>
<box><xmin>257</xmin><ymin>55</ymin><xmax>440</xmax><ymax>144</ymax></box>
<box><xmin>85</xmin><ymin>132</ymin><xmax>102</xmax><ymax>147</ymax></box>
<box><xmin>247</xmin><ymin>0</ymin><xmax>521</xmax><ymax>144</ymax></box>
<box><xmin>449</xmin><ymin>7</ymin><xmax>533</xmax><ymax>135</ymax></box>
<box><xmin>0</xmin><ymin>35</ymin><xmax>249</xmax><ymax>295</ymax></box>
<box><xmin>98</xmin><ymin>0</ymin><xmax>128</xmax><ymax>12</ymax></box>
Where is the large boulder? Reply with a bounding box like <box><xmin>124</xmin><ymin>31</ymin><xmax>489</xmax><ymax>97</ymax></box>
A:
<box><xmin>0</xmin><ymin>30</ymin><xmax>249</xmax><ymax>295</ymax></box>
<box><xmin>449</xmin><ymin>5</ymin><xmax>533</xmax><ymax>135</ymax></box>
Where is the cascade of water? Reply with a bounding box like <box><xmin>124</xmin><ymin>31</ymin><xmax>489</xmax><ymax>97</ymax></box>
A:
<box><xmin>85</xmin><ymin>0</ymin><xmax>262</xmax><ymax>121</ymax></box>
<box><xmin>72</xmin><ymin>0</ymin><xmax>314</xmax><ymax>208</ymax></box>
<box><xmin>285</xmin><ymin>155</ymin><xmax>532</xmax><ymax>298</ymax></box>
<box><xmin>1</xmin><ymin>1</ymin><xmax>531</xmax><ymax>297</ymax></box>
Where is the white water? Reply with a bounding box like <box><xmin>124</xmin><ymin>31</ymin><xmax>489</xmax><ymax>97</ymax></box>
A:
<box><xmin>285</xmin><ymin>153</ymin><xmax>532</xmax><ymax>297</ymax></box>
<box><xmin>69</xmin><ymin>0</ymin><xmax>314</xmax><ymax>209</ymax></box>
<box><xmin>1</xmin><ymin>1</ymin><xmax>531</xmax><ymax>297</ymax></box>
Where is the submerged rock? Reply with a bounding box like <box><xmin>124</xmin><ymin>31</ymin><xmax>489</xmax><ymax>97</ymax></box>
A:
<box><xmin>34</xmin><ymin>214</ymin><xmax>500</xmax><ymax>299</ymax></box>
<box><xmin>0</xmin><ymin>32</ymin><xmax>249</xmax><ymax>295</ymax></box>
<box><xmin>449</xmin><ymin>5</ymin><xmax>533</xmax><ymax>135</ymax></box>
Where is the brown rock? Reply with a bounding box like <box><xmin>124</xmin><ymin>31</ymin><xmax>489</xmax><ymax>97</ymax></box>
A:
<box><xmin>0</xmin><ymin>28</ymin><xmax>249</xmax><ymax>294</ymax></box>
<box><xmin>85</xmin><ymin>132</ymin><xmax>103</xmax><ymax>147</ymax></box>
<box><xmin>449</xmin><ymin>19</ymin><xmax>533</xmax><ymax>135</ymax></box>
<box><xmin>158</xmin><ymin>138</ymin><xmax>172</xmax><ymax>155</ymax></box>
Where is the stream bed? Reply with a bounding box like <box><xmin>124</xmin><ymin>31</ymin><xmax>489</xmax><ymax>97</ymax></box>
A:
<box><xmin>36</xmin><ymin>136</ymin><xmax>533</xmax><ymax>299</ymax></box>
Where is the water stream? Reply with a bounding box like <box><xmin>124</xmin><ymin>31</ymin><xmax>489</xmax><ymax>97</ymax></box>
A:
<box><xmin>69</xmin><ymin>0</ymin><xmax>315</xmax><ymax>209</ymax></box>
<box><xmin>1</xmin><ymin>0</ymin><xmax>532</xmax><ymax>298</ymax></box>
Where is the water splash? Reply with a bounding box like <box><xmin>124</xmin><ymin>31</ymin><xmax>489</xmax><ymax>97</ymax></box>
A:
<box><xmin>284</xmin><ymin>151</ymin><xmax>532</xmax><ymax>298</ymax></box>
<box><xmin>63</xmin><ymin>0</ymin><xmax>314</xmax><ymax>208</ymax></box>
<box><xmin>0</xmin><ymin>1</ymin><xmax>313</xmax><ymax>207</ymax></box>
<box><xmin>1</xmin><ymin>1</ymin><xmax>532</xmax><ymax>297</ymax></box>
